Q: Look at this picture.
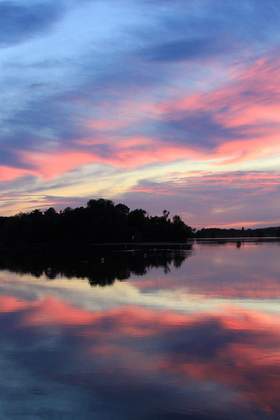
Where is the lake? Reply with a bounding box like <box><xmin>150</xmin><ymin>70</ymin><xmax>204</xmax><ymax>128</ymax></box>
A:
<box><xmin>0</xmin><ymin>240</ymin><xmax>279</xmax><ymax>419</ymax></box>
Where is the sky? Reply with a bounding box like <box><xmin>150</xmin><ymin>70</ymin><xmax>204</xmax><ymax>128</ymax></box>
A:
<box><xmin>0</xmin><ymin>0</ymin><xmax>280</xmax><ymax>227</ymax></box>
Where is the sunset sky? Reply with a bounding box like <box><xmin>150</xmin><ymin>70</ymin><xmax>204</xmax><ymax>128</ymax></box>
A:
<box><xmin>1</xmin><ymin>0</ymin><xmax>280</xmax><ymax>227</ymax></box>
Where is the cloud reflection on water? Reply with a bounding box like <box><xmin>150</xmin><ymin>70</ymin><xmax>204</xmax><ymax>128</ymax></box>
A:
<box><xmin>0</xmin><ymin>241</ymin><xmax>279</xmax><ymax>418</ymax></box>
<box><xmin>0</xmin><ymin>294</ymin><xmax>278</xmax><ymax>418</ymax></box>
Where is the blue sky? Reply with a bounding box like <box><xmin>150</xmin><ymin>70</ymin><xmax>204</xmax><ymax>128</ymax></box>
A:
<box><xmin>1</xmin><ymin>0</ymin><xmax>280</xmax><ymax>227</ymax></box>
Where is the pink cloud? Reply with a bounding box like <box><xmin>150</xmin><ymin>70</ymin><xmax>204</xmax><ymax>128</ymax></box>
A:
<box><xmin>0</xmin><ymin>166</ymin><xmax>31</xmax><ymax>182</ymax></box>
<box><xmin>16</xmin><ymin>138</ymin><xmax>204</xmax><ymax>180</ymax></box>
<box><xmin>8</xmin><ymin>56</ymin><xmax>280</xmax><ymax>183</ymax></box>
<box><xmin>159</xmin><ymin>57</ymin><xmax>280</xmax><ymax>164</ymax></box>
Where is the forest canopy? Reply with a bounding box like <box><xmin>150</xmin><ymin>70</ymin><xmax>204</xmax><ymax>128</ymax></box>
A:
<box><xmin>0</xmin><ymin>199</ymin><xmax>194</xmax><ymax>244</ymax></box>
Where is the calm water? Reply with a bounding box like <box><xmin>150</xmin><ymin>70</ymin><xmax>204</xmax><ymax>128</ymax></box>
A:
<box><xmin>0</xmin><ymin>240</ymin><xmax>279</xmax><ymax>419</ymax></box>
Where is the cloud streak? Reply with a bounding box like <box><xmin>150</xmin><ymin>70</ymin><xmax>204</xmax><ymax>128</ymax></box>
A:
<box><xmin>0</xmin><ymin>0</ymin><xmax>279</xmax><ymax>224</ymax></box>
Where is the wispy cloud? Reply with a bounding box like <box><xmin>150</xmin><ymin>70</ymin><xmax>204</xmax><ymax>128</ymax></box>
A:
<box><xmin>0</xmin><ymin>0</ymin><xmax>279</xmax><ymax>224</ymax></box>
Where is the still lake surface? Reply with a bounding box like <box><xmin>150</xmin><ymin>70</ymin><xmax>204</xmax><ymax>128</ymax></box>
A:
<box><xmin>0</xmin><ymin>240</ymin><xmax>279</xmax><ymax>419</ymax></box>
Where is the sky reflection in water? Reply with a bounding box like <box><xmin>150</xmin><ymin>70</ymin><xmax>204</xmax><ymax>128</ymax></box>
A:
<box><xmin>0</xmin><ymin>241</ymin><xmax>279</xmax><ymax>419</ymax></box>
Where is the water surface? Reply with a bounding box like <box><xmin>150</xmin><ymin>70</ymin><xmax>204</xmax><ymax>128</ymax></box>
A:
<box><xmin>0</xmin><ymin>240</ymin><xmax>279</xmax><ymax>419</ymax></box>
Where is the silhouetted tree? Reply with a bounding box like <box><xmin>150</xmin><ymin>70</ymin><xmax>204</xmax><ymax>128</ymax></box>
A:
<box><xmin>0</xmin><ymin>199</ymin><xmax>194</xmax><ymax>245</ymax></box>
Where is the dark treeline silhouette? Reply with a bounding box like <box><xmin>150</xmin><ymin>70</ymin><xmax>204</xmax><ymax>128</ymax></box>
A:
<box><xmin>0</xmin><ymin>246</ymin><xmax>192</xmax><ymax>287</ymax></box>
<box><xmin>0</xmin><ymin>199</ymin><xmax>194</xmax><ymax>245</ymax></box>
<box><xmin>0</xmin><ymin>199</ymin><xmax>279</xmax><ymax>245</ymax></box>
<box><xmin>196</xmin><ymin>226</ymin><xmax>280</xmax><ymax>238</ymax></box>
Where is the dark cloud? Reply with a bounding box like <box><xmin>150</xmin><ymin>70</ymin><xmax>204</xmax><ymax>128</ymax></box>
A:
<box><xmin>142</xmin><ymin>38</ymin><xmax>228</xmax><ymax>62</ymax></box>
<box><xmin>154</xmin><ymin>0</ymin><xmax>280</xmax><ymax>47</ymax></box>
<box><xmin>0</xmin><ymin>145</ymin><xmax>37</xmax><ymax>169</ymax></box>
<box><xmin>157</xmin><ymin>111</ymin><xmax>255</xmax><ymax>148</ymax></box>
<box><xmin>0</xmin><ymin>1</ymin><xmax>65</xmax><ymax>47</ymax></box>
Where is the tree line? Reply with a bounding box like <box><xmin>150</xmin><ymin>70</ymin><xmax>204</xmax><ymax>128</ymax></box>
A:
<box><xmin>196</xmin><ymin>226</ymin><xmax>280</xmax><ymax>238</ymax></box>
<box><xmin>0</xmin><ymin>199</ymin><xmax>194</xmax><ymax>245</ymax></box>
<box><xmin>0</xmin><ymin>199</ymin><xmax>278</xmax><ymax>245</ymax></box>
